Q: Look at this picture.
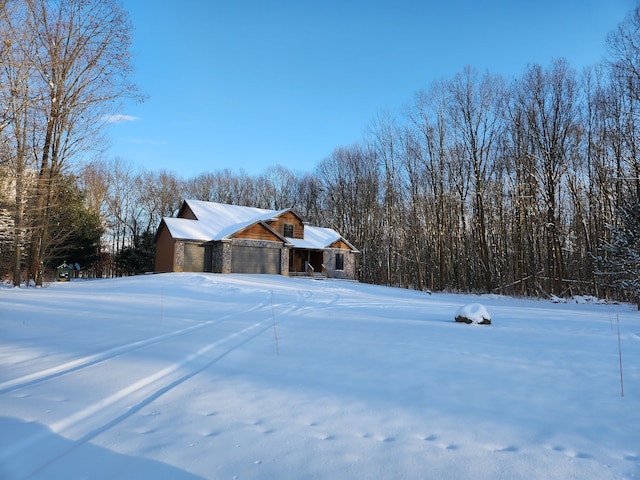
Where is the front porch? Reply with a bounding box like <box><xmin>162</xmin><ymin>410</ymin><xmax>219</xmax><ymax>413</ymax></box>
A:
<box><xmin>288</xmin><ymin>247</ymin><xmax>355</xmax><ymax>279</ymax></box>
<box><xmin>289</xmin><ymin>249</ymin><xmax>326</xmax><ymax>277</ymax></box>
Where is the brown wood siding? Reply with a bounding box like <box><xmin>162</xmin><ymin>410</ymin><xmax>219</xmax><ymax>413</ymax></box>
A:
<box><xmin>178</xmin><ymin>204</ymin><xmax>197</xmax><ymax>220</ymax></box>
<box><xmin>329</xmin><ymin>239</ymin><xmax>351</xmax><ymax>250</ymax></box>
<box><xmin>154</xmin><ymin>223</ymin><xmax>176</xmax><ymax>272</ymax></box>
<box><xmin>232</xmin><ymin>223</ymin><xmax>282</xmax><ymax>241</ymax></box>
<box><xmin>268</xmin><ymin>211</ymin><xmax>304</xmax><ymax>238</ymax></box>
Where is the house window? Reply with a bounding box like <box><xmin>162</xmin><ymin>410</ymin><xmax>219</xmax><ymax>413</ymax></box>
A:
<box><xmin>283</xmin><ymin>223</ymin><xmax>294</xmax><ymax>237</ymax></box>
<box><xmin>335</xmin><ymin>253</ymin><xmax>344</xmax><ymax>270</ymax></box>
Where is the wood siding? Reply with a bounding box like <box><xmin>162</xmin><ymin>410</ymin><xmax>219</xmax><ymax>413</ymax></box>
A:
<box><xmin>177</xmin><ymin>203</ymin><xmax>197</xmax><ymax>220</ymax></box>
<box><xmin>232</xmin><ymin>223</ymin><xmax>282</xmax><ymax>241</ymax></box>
<box><xmin>329</xmin><ymin>239</ymin><xmax>352</xmax><ymax>250</ymax></box>
<box><xmin>267</xmin><ymin>211</ymin><xmax>304</xmax><ymax>238</ymax></box>
<box><xmin>154</xmin><ymin>223</ymin><xmax>176</xmax><ymax>272</ymax></box>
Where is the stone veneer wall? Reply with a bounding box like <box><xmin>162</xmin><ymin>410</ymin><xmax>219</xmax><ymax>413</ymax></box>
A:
<box><xmin>174</xmin><ymin>241</ymin><xmax>184</xmax><ymax>272</ymax></box>
<box><xmin>281</xmin><ymin>246</ymin><xmax>290</xmax><ymax>275</ymax></box>
<box><xmin>323</xmin><ymin>249</ymin><xmax>357</xmax><ymax>280</ymax></box>
<box><xmin>207</xmin><ymin>241</ymin><xmax>231</xmax><ymax>273</ymax></box>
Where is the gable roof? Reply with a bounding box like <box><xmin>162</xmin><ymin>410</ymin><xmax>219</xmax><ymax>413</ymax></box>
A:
<box><xmin>159</xmin><ymin>200</ymin><xmax>357</xmax><ymax>251</ymax></box>
<box><xmin>160</xmin><ymin>200</ymin><xmax>283</xmax><ymax>242</ymax></box>
<box><xmin>286</xmin><ymin>225</ymin><xmax>358</xmax><ymax>251</ymax></box>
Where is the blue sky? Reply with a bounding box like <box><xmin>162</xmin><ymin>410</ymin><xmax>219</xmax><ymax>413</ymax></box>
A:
<box><xmin>105</xmin><ymin>0</ymin><xmax>636</xmax><ymax>178</ymax></box>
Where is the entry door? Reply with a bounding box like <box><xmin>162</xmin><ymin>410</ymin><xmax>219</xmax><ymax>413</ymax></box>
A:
<box><xmin>309</xmin><ymin>251</ymin><xmax>324</xmax><ymax>271</ymax></box>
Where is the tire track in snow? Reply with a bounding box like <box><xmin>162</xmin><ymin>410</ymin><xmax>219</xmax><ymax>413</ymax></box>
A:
<box><xmin>2</xmin><ymin>304</ymin><xmax>298</xmax><ymax>480</ymax></box>
<box><xmin>0</xmin><ymin>301</ymin><xmax>270</xmax><ymax>395</ymax></box>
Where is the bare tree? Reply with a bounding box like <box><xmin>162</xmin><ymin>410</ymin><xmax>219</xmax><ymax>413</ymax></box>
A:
<box><xmin>317</xmin><ymin>145</ymin><xmax>379</xmax><ymax>283</ymax></box>
<box><xmin>78</xmin><ymin>160</ymin><xmax>110</xmax><ymax>218</ymax></box>
<box><xmin>0</xmin><ymin>0</ymin><xmax>38</xmax><ymax>285</ymax></box>
<box><xmin>514</xmin><ymin>60</ymin><xmax>580</xmax><ymax>294</ymax></box>
<box><xmin>0</xmin><ymin>0</ymin><xmax>142</xmax><ymax>285</ymax></box>
<box><xmin>184</xmin><ymin>169</ymin><xmax>257</xmax><ymax>206</ymax></box>
<box><xmin>370</xmin><ymin>111</ymin><xmax>403</xmax><ymax>286</ymax></box>
<box><xmin>607</xmin><ymin>5</ymin><xmax>640</xmax><ymax>199</ymax></box>
<box><xmin>448</xmin><ymin>66</ymin><xmax>506</xmax><ymax>291</ymax></box>
<box><xmin>607</xmin><ymin>5</ymin><xmax>640</xmax><ymax>100</ymax></box>
<box><xmin>134</xmin><ymin>169</ymin><xmax>183</xmax><ymax>233</ymax></box>
<box><xmin>103</xmin><ymin>157</ymin><xmax>138</xmax><ymax>275</ymax></box>
<box><xmin>252</xmin><ymin>165</ymin><xmax>297</xmax><ymax>210</ymax></box>
<box><xmin>406</xmin><ymin>82</ymin><xmax>453</xmax><ymax>290</ymax></box>
<box><xmin>292</xmin><ymin>172</ymin><xmax>324</xmax><ymax>225</ymax></box>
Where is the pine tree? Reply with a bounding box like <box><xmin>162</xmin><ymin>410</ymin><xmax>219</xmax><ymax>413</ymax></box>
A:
<box><xmin>593</xmin><ymin>200</ymin><xmax>640</xmax><ymax>308</ymax></box>
<box><xmin>114</xmin><ymin>230</ymin><xmax>155</xmax><ymax>276</ymax></box>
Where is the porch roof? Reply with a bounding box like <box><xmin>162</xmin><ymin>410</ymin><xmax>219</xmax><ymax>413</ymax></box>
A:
<box><xmin>286</xmin><ymin>225</ymin><xmax>358</xmax><ymax>251</ymax></box>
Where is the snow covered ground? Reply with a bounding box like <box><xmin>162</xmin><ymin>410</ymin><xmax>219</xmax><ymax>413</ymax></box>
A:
<box><xmin>0</xmin><ymin>272</ymin><xmax>638</xmax><ymax>479</ymax></box>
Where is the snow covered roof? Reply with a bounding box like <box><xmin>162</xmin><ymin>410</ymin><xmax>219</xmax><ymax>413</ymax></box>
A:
<box><xmin>286</xmin><ymin>225</ymin><xmax>357</xmax><ymax>251</ymax></box>
<box><xmin>160</xmin><ymin>200</ymin><xmax>357</xmax><ymax>251</ymax></box>
<box><xmin>185</xmin><ymin>200</ymin><xmax>288</xmax><ymax>227</ymax></box>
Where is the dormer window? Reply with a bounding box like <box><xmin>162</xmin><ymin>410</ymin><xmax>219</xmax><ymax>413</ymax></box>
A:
<box><xmin>283</xmin><ymin>223</ymin><xmax>294</xmax><ymax>237</ymax></box>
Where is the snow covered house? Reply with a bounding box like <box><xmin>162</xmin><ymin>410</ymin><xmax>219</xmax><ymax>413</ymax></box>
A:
<box><xmin>154</xmin><ymin>200</ymin><xmax>359</xmax><ymax>279</ymax></box>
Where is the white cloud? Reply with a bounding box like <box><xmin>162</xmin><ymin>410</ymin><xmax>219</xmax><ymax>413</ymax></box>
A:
<box><xmin>103</xmin><ymin>114</ymin><xmax>139</xmax><ymax>124</ymax></box>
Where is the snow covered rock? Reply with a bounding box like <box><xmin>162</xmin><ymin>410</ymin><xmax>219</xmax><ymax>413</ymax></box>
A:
<box><xmin>455</xmin><ymin>303</ymin><xmax>491</xmax><ymax>325</ymax></box>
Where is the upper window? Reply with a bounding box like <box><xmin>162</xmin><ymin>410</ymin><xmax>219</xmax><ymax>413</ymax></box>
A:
<box><xmin>283</xmin><ymin>224</ymin><xmax>294</xmax><ymax>237</ymax></box>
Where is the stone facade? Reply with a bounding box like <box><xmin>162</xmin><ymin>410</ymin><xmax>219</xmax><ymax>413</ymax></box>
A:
<box><xmin>281</xmin><ymin>247</ymin><xmax>290</xmax><ymax>276</ymax></box>
<box><xmin>323</xmin><ymin>248</ymin><xmax>357</xmax><ymax>280</ymax></box>
<box><xmin>206</xmin><ymin>241</ymin><xmax>231</xmax><ymax>274</ymax></box>
<box><xmin>174</xmin><ymin>241</ymin><xmax>184</xmax><ymax>272</ymax></box>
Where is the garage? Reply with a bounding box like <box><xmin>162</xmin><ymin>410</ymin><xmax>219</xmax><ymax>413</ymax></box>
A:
<box><xmin>231</xmin><ymin>245</ymin><xmax>281</xmax><ymax>274</ymax></box>
<box><xmin>183</xmin><ymin>243</ymin><xmax>205</xmax><ymax>272</ymax></box>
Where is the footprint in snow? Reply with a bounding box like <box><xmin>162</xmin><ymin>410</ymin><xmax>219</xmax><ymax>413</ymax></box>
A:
<box><xmin>572</xmin><ymin>452</ymin><xmax>593</xmax><ymax>459</ymax></box>
<box><xmin>495</xmin><ymin>445</ymin><xmax>519</xmax><ymax>453</ymax></box>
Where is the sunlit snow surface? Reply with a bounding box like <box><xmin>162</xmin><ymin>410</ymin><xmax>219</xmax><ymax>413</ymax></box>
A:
<box><xmin>1</xmin><ymin>273</ymin><xmax>638</xmax><ymax>479</ymax></box>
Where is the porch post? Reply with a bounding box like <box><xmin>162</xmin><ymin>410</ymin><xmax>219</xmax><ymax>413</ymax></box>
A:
<box><xmin>281</xmin><ymin>245</ymin><xmax>290</xmax><ymax>276</ymax></box>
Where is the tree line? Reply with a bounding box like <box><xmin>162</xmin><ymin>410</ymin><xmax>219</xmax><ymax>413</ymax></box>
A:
<box><xmin>1</xmin><ymin>1</ymin><xmax>639</xmax><ymax>304</ymax></box>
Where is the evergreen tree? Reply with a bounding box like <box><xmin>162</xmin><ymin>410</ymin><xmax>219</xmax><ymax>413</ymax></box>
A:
<box><xmin>47</xmin><ymin>179</ymin><xmax>104</xmax><ymax>275</ymax></box>
<box><xmin>114</xmin><ymin>229</ymin><xmax>155</xmax><ymax>276</ymax></box>
<box><xmin>593</xmin><ymin>200</ymin><xmax>640</xmax><ymax>308</ymax></box>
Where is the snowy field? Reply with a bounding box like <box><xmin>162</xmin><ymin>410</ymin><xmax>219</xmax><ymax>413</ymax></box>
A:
<box><xmin>0</xmin><ymin>272</ymin><xmax>638</xmax><ymax>479</ymax></box>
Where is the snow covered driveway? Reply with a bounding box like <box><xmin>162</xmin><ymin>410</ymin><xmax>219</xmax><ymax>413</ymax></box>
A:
<box><xmin>1</xmin><ymin>273</ymin><xmax>638</xmax><ymax>479</ymax></box>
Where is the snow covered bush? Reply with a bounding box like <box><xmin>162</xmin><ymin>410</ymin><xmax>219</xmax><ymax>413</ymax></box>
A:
<box><xmin>455</xmin><ymin>303</ymin><xmax>491</xmax><ymax>325</ymax></box>
<box><xmin>593</xmin><ymin>200</ymin><xmax>640</xmax><ymax>309</ymax></box>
